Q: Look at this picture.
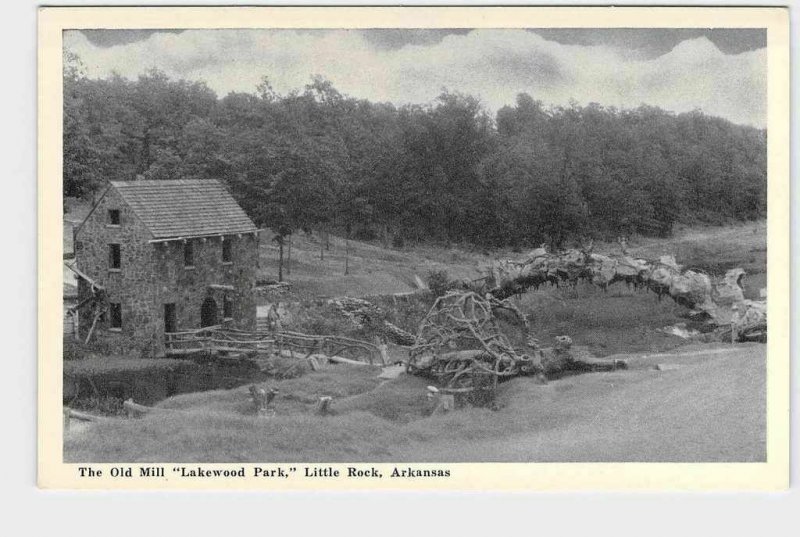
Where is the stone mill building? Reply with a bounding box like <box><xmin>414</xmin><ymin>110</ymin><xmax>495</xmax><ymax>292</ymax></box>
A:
<box><xmin>71</xmin><ymin>179</ymin><xmax>259</xmax><ymax>357</ymax></box>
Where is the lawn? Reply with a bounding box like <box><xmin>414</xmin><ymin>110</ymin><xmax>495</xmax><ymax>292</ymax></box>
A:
<box><xmin>64</xmin><ymin>343</ymin><xmax>765</xmax><ymax>463</ymax></box>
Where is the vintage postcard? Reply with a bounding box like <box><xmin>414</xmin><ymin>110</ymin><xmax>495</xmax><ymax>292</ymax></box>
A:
<box><xmin>38</xmin><ymin>6</ymin><xmax>790</xmax><ymax>490</ymax></box>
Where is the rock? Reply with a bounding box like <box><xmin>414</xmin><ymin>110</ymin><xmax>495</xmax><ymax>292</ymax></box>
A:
<box><xmin>731</xmin><ymin>299</ymin><xmax>767</xmax><ymax>341</ymax></box>
<box><xmin>588</xmin><ymin>253</ymin><xmax>617</xmax><ymax>286</ymax></box>
<box><xmin>663</xmin><ymin>324</ymin><xmax>700</xmax><ymax>339</ymax></box>
<box><xmin>378</xmin><ymin>365</ymin><xmax>405</xmax><ymax>380</ymax></box>
<box><xmin>651</xmin><ymin>266</ymin><xmax>677</xmax><ymax>288</ymax></box>
<box><xmin>527</xmin><ymin>246</ymin><xmax>548</xmax><ymax>260</ymax></box>
<box><xmin>714</xmin><ymin>268</ymin><xmax>746</xmax><ymax>306</ymax></box>
<box><xmin>658</xmin><ymin>255</ymin><xmax>681</xmax><ymax>271</ymax></box>
<box><xmin>669</xmin><ymin>270</ymin><xmax>712</xmax><ymax>306</ymax></box>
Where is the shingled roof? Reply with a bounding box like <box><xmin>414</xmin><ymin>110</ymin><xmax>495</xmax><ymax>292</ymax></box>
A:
<box><xmin>110</xmin><ymin>179</ymin><xmax>257</xmax><ymax>240</ymax></box>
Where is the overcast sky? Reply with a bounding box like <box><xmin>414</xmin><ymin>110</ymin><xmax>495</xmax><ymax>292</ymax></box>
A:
<box><xmin>63</xmin><ymin>28</ymin><xmax>767</xmax><ymax>127</ymax></box>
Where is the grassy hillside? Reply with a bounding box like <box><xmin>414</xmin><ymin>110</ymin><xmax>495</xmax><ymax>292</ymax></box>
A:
<box><xmin>256</xmin><ymin>230</ymin><xmax>491</xmax><ymax>299</ymax></box>
<box><xmin>258</xmin><ymin>221</ymin><xmax>766</xmax><ymax>357</ymax></box>
<box><xmin>256</xmin><ymin>220</ymin><xmax>766</xmax><ymax>299</ymax></box>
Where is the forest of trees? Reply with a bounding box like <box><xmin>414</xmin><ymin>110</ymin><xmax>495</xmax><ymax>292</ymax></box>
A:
<box><xmin>63</xmin><ymin>51</ymin><xmax>767</xmax><ymax>249</ymax></box>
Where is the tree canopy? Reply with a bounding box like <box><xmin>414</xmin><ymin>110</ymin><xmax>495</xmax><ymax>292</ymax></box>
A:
<box><xmin>63</xmin><ymin>52</ymin><xmax>767</xmax><ymax>248</ymax></box>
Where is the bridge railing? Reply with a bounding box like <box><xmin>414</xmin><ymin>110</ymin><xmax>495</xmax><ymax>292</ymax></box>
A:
<box><xmin>164</xmin><ymin>326</ymin><xmax>384</xmax><ymax>365</ymax></box>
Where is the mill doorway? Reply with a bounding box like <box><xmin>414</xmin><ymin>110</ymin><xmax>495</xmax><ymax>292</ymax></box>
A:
<box><xmin>200</xmin><ymin>297</ymin><xmax>218</xmax><ymax>327</ymax></box>
<box><xmin>164</xmin><ymin>303</ymin><xmax>176</xmax><ymax>333</ymax></box>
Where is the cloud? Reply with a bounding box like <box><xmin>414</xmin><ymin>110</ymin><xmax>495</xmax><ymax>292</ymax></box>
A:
<box><xmin>63</xmin><ymin>29</ymin><xmax>766</xmax><ymax>127</ymax></box>
<box><xmin>530</xmin><ymin>28</ymin><xmax>766</xmax><ymax>58</ymax></box>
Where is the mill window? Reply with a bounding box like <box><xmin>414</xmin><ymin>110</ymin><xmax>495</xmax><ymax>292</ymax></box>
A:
<box><xmin>222</xmin><ymin>239</ymin><xmax>232</xmax><ymax>264</ymax></box>
<box><xmin>184</xmin><ymin>241</ymin><xmax>194</xmax><ymax>268</ymax></box>
<box><xmin>223</xmin><ymin>296</ymin><xmax>233</xmax><ymax>320</ymax></box>
<box><xmin>108</xmin><ymin>209</ymin><xmax>120</xmax><ymax>226</ymax></box>
<box><xmin>109</xmin><ymin>303</ymin><xmax>122</xmax><ymax>330</ymax></box>
<box><xmin>108</xmin><ymin>243</ymin><xmax>121</xmax><ymax>270</ymax></box>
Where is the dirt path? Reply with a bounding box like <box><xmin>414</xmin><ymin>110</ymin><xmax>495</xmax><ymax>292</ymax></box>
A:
<box><xmin>397</xmin><ymin>344</ymin><xmax>766</xmax><ymax>462</ymax></box>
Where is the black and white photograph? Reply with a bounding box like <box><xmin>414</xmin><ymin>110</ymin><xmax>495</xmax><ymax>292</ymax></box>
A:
<box><xmin>39</xmin><ymin>6</ymin><xmax>789</xmax><ymax>483</ymax></box>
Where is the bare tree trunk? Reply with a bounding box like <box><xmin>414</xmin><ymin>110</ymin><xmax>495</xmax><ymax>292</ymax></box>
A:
<box><xmin>277</xmin><ymin>241</ymin><xmax>284</xmax><ymax>282</ymax></box>
<box><xmin>320</xmin><ymin>230</ymin><xmax>324</xmax><ymax>261</ymax></box>
<box><xmin>381</xmin><ymin>225</ymin><xmax>390</xmax><ymax>248</ymax></box>
<box><xmin>73</xmin><ymin>311</ymin><xmax>80</xmax><ymax>342</ymax></box>
<box><xmin>344</xmin><ymin>237</ymin><xmax>350</xmax><ymax>276</ymax></box>
<box><xmin>286</xmin><ymin>235</ymin><xmax>292</xmax><ymax>276</ymax></box>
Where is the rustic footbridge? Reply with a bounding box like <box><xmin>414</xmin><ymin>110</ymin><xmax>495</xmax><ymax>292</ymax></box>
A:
<box><xmin>164</xmin><ymin>326</ymin><xmax>386</xmax><ymax>366</ymax></box>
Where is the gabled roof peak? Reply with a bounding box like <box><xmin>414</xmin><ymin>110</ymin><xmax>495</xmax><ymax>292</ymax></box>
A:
<box><xmin>110</xmin><ymin>179</ymin><xmax>257</xmax><ymax>240</ymax></box>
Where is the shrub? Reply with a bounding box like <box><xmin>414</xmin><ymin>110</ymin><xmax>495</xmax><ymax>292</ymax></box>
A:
<box><xmin>64</xmin><ymin>356</ymin><xmax>195</xmax><ymax>376</ymax></box>
<box><xmin>352</xmin><ymin>227</ymin><xmax>377</xmax><ymax>241</ymax></box>
<box><xmin>71</xmin><ymin>394</ymin><xmax>126</xmax><ymax>416</ymax></box>
<box><xmin>427</xmin><ymin>269</ymin><xmax>452</xmax><ymax>297</ymax></box>
<box><xmin>63</xmin><ymin>338</ymin><xmax>118</xmax><ymax>361</ymax></box>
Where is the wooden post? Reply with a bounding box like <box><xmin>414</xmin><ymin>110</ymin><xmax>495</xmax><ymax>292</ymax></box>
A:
<box><xmin>249</xmin><ymin>386</ymin><xmax>278</xmax><ymax>413</ymax></box>
<box><xmin>427</xmin><ymin>391</ymin><xmax>454</xmax><ymax>414</ymax></box>
<box><xmin>440</xmin><ymin>394</ymin><xmax>455</xmax><ymax>412</ymax></box>
<box><xmin>84</xmin><ymin>307</ymin><xmax>102</xmax><ymax>344</ymax></box>
<box><xmin>316</xmin><ymin>396</ymin><xmax>332</xmax><ymax>415</ymax></box>
<box><xmin>374</xmin><ymin>336</ymin><xmax>389</xmax><ymax>365</ymax></box>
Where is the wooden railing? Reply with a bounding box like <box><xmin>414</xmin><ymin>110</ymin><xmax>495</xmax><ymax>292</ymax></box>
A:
<box><xmin>164</xmin><ymin>326</ymin><xmax>384</xmax><ymax>365</ymax></box>
<box><xmin>163</xmin><ymin>326</ymin><xmax>221</xmax><ymax>354</ymax></box>
<box><xmin>279</xmin><ymin>330</ymin><xmax>384</xmax><ymax>365</ymax></box>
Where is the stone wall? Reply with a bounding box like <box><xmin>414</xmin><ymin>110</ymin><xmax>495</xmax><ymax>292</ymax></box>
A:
<box><xmin>152</xmin><ymin>233</ymin><xmax>258</xmax><ymax>335</ymax></box>
<box><xmin>76</xmin><ymin>187</ymin><xmax>161</xmax><ymax>356</ymax></box>
<box><xmin>75</xmin><ymin>186</ymin><xmax>258</xmax><ymax>357</ymax></box>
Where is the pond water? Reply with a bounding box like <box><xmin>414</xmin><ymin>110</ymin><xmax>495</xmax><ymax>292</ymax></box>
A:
<box><xmin>64</xmin><ymin>357</ymin><xmax>269</xmax><ymax>407</ymax></box>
